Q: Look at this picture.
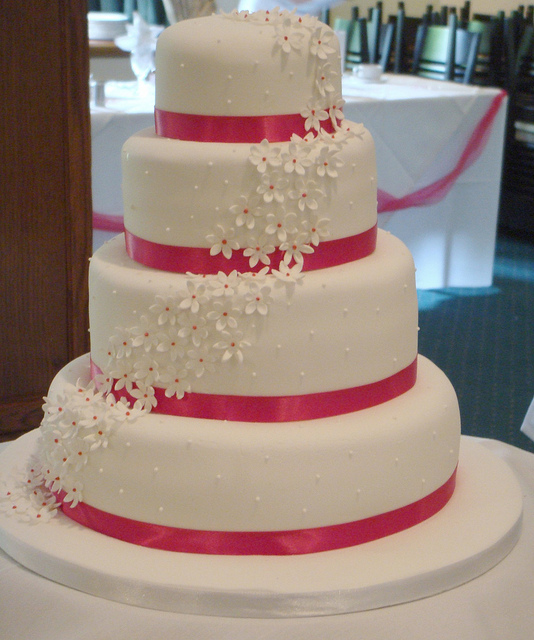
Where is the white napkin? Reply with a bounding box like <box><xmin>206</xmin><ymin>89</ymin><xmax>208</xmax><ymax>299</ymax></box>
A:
<box><xmin>114</xmin><ymin>12</ymin><xmax>163</xmax><ymax>54</ymax></box>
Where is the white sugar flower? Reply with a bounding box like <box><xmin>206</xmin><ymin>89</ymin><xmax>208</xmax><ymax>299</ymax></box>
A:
<box><xmin>179</xmin><ymin>279</ymin><xmax>208</xmax><ymax>313</ymax></box>
<box><xmin>240</xmin><ymin>266</ymin><xmax>270</xmax><ymax>283</ymax></box>
<box><xmin>272</xmin><ymin>259</ymin><xmax>305</xmax><ymax>281</ymax></box>
<box><xmin>185</xmin><ymin>346</ymin><xmax>217</xmax><ymax>378</ymax></box>
<box><xmin>108</xmin><ymin>360</ymin><xmax>135</xmax><ymax>394</ymax></box>
<box><xmin>280</xmin><ymin>233</ymin><xmax>315</xmax><ymax>265</ymax></box>
<box><xmin>213</xmin><ymin>330</ymin><xmax>251</xmax><ymax>363</ymax></box>
<box><xmin>288</xmin><ymin>177</ymin><xmax>324</xmax><ymax>211</ymax></box>
<box><xmin>206</xmin><ymin>300</ymin><xmax>242</xmax><ymax>332</ymax></box>
<box><xmin>178</xmin><ymin>313</ymin><xmax>208</xmax><ymax>348</ymax></box>
<box><xmin>302</xmin><ymin>217</ymin><xmax>330</xmax><ymax>246</ymax></box>
<box><xmin>156</xmin><ymin>325</ymin><xmax>185</xmax><ymax>361</ymax></box>
<box><xmin>310</xmin><ymin>27</ymin><xmax>337</xmax><ymax>60</ymax></box>
<box><xmin>207</xmin><ymin>270</ymin><xmax>241</xmax><ymax>298</ymax></box>
<box><xmin>244</xmin><ymin>283</ymin><xmax>273</xmax><ymax>316</ymax></box>
<box><xmin>328</xmin><ymin>97</ymin><xmax>345</xmax><ymax>126</ymax></box>
<box><xmin>149</xmin><ymin>295</ymin><xmax>180</xmax><ymax>326</ymax></box>
<box><xmin>256</xmin><ymin>173</ymin><xmax>289</xmax><ymax>204</ymax></box>
<box><xmin>274</xmin><ymin>19</ymin><xmax>305</xmax><ymax>53</ymax></box>
<box><xmin>249</xmin><ymin>139</ymin><xmax>282</xmax><ymax>173</ymax></box>
<box><xmin>130</xmin><ymin>382</ymin><xmax>158</xmax><ymax>411</ymax></box>
<box><xmin>92</xmin><ymin>372</ymin><xmax>114</xmax><ymax>395</ymax></box>
<box><xmin>207</xmin><ymin>224</ymin><xmax>240</xmax><ymax>260</ymax></box>
<box><xmin>133</xmin><ymin>354</ymin><xmax>160</xmax><ymax>386</ymax></box>
<box><xmin>131</xmin><ymin>316</ymin><xmax>159</xmax><ymax>352</ymax></box>
<box><xmin>230</xmin><ymin>194</ymin><xmax>263</xmax><ymax>230</ymax></box>
<box><xmin>301</xmin><ymin>102</ymin><xmax>330</xmax><ymax>132</ymax></box>
<box><xmin>315</xmin><ymin>145</ymin><xmax>343</xmax><ymax>178</ymax></box>
<box><xmin>62</xmin><ymin>481</ymin><xmax>83</xmax><ymax>508</ymax></box>
<box><xmin>111</xmin><ymin>398</ymin><xmax>146</xmax><ymax>422</ymax></box>
<box><xmin>109</xmin><ymin>328</ymin><xmax>134</xmax><ymax>359</ymax></box>
<box><xmin>159</xmin><ymin>365</ymin><xmax>191</xmax><ymax>399</ymax></box>
<box><xmin>243</xmin><ymin>235</ymin><xmax>276</xmax><ymax>268</ymax></box>
<box><xmin>264</xmin><ymin>210</ymin><xmax>298</xmax><ymax>243</ymax></box>
<box><xmin>281</xmin><ymin>141</ymin><xmax>314</xmax><ymax>175</ymax></box>
<box><xmin>316</xmin><ymin>63</ymin><xmax>337</xmax><ymax>96</ymax></box>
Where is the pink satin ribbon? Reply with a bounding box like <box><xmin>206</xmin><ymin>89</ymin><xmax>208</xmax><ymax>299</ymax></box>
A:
<box><xmin>124</xmin><ymin>224</ymin><xmax>377</xmax><ymax>274</ymax></box>
<box><xmin>55</xmin><ymin>467</ymin><xmax>456</xmax><ymax>555</ymax></box>
<box><xmin>90</xmin><ymin>358</ymin><xmax>417</xmax><ymax>422</ymax></box>
<box><xmin>377</xmin><ymin>89</ymin><xmax>507</xmax><ymax>213</ymax></box>
<box><xmin>92</xmin><ymin>212</ymin><xmax>125</xmax><ymax>233</ymax></box>
<box><xmin>155</xmin><ymin>108</ymin><xmax>337</xmax><ymax>143</ymax></box>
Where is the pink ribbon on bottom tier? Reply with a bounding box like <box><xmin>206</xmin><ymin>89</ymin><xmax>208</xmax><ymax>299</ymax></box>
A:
<box><xmin>90</xmin><ymin>358</ymin><xmax>417</xmax><ymax>422</ymax></box>
<box><xmin>55</xmin><ymin>468</ymin><xmax>457</xmax><ymax>555</ymax></box>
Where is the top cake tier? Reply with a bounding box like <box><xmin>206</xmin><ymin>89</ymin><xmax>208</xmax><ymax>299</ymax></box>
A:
<box><xmin>155</xmin><ymin>11</ymin><xmax>342</xmax><ymax>124</ymax></box>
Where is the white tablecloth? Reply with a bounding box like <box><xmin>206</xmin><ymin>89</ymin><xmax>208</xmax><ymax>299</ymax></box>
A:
<box><xmin>1</xmin><ymin>437</ymin><xmax>533</xmax><ymax>639</ymax></box>
<box><xmin>91</xmin><ymin>76</ymin><xmax>507</xmax><ymax>289</ymax></box>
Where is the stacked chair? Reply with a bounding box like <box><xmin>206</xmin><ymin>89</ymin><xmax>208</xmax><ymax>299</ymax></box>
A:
<box><xmin>331</xmin><ymin>2</ymin><xmax>534</xmax><ymax>233</ymax></box>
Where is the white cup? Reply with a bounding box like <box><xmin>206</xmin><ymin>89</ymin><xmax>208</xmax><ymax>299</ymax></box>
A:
<box><xmin>353</xmin><ymin>63</ymin><xmax>382</xmax><ymax>82</ymax></box>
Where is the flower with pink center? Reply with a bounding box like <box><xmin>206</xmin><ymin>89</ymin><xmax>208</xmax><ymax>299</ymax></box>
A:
<box><xmin>301</xmin><ymin>102</ymin><xmax>329</xmax><ymax>132</ymax></box>
<box><xmin>208</xmin><ymin>270</ymin><xmax>241</xmax><ymax>298</ymax></box>
<box><xmin>133</xmin><ymin>354</ymin><xmax>160</xmax><ymax>387</ymax></box>
<box><xmin>264</xmin><ymin>210</ymin><xmax>298</xmax><ymax>243</ymax></box>
<box><xmin>249</xmin><ymin>139</ymin><xmax>281</xmax><ymax>173</ymax></box>
<box><xmin>149</xmin><ymin>295</ymin><xmax>180</xmax><ymax>326</ymax></box>
<box><xmin>178</xmin><ymin>312</ymin><xmax>208</xmax><ymax>348</ymax></box>
<box><xmin>274</xmin><ymin>18</ymin><xmax>305</xmax><ymax>53</ymax></box>
<box><xmin>207</xmin><ymin>224</ymin><xmax>240</xmax><ymax>259</ymax></box>
<box><xmin>256</xmin><ymin>172</ymin><xmax>288</xmax><ymax>204</ymax></box>
<box><xmin>130</xmin><ymin>316</ymin><xmax>159</xmax><ymax>352</ymax></box>
<box><xmin>130</xmin><ymin>382</ymin><xmax>158</xmax><ymax>411</ymax></box>
<box><xmin>62</xmin><ymin>481</ymin><xmax>84</xmax><ymax>508</ymax></box>
<box><xmin>310</xmin><ymin>27</ymin><xmax>337</xmax><ymax>60</ymax></box>
<box><xmin>185</xmin><ymin>346</ymin><xmax>217</xmax><ymax>378</ymax></box>
<box><xmin>316</xmin><ymin>63</ymin><xmax>337</xmax><ymax>96</ymax></box>
<box><xmin>272</xmin><ymin>260</ymin><xmax>305</xmax><ymax>287</ymax></box>
<box><xmin>179</xmin><ymin>279</ymin><xmax>208</xmax><ymax>314</ymax></box>
<box><xmin>213</xmin><ymin>330</ymin><xmax>251</xmax><ymax>364</ymax></box>
<box><xmin>159</xmin><ymin>365</ymin><xmax>191</xmax><ymax>399</ymax></box>
<box><xmin>244</xmin><ymin>283</ymin><xmax>273</xmax><ymax>316</ymax></box>
<box><xmin>281</xmin><ymin>141</ymin><xmax>313</xmax><ymax>175</ymax></box>
<box><xmin>315</xmin><ymin>145</ymin><xmax>343</xmax><ymax>179</ymax></box>
<box><xmin>230</xmin><ymin>195</ymin><xmax>263</xmax><ymax>230</ymax></box>
<box><xmin>206</xmin><ymin>299</ymin><xmax>241</xmax><ymax>332</ymax></box>
<box><xmin>280</xmin><ymin>232</ymin><xmax>315</xmax><ymax>265</ymax></box>
<box><xmin>328</xmin><ymin>97</ymin><xmax>345</xmax><ymax>127</ymax></box>
<box><xmin>288</xmin><ymin>177</ymin><xmax>324</xmax><ymax>211</ymax></box>
<box><xmin>155</xmin><ymin>325</ymin><xmax>185</xmax><ymax>361</ymax></box>
<box><xmin>302</xmin><ymin>217</ymin><xmax>330</xmax><ymax>246</ymax></box>
<box><xmin>243</xmin><ymin>235</ymin><xmax>276</xmax><ymax>268</ymax></box>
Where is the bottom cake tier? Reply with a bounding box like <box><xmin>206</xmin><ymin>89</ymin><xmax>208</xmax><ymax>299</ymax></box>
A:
<box><xmin>37</xmin><ymin>353</ymin><xmax>461</xmax><ymax>553</ymax></box>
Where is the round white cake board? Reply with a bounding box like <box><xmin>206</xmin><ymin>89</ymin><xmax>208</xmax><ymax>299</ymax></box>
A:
<box><xmin>0</xmin><ymin>432</ymin><xmax>523</xmax><ymax>618</ymax></box>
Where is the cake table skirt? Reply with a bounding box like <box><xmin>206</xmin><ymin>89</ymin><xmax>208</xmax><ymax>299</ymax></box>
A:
<box><xmin>0</xmin><ymin>432</ymin><xmax>523</xmax><ymax>618</ymax></box>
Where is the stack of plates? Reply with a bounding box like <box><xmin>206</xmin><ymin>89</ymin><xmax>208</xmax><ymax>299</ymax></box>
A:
<box><xmin>88</xmin><ymin>12</ymin><xmax>128</xmax><ymax>41</ymax></box>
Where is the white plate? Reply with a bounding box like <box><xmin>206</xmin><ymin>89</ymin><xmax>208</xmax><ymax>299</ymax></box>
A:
<box><xmin>0</xmin><ymin>433</ymin><xmax>523</xmax><ymax>618</ymax></box>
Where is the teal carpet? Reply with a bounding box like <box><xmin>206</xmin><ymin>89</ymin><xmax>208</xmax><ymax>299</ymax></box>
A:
<box><xmin>417</xmin><ymin>229</ymin><xmax>534</xmax><ymax>453</ymax></box>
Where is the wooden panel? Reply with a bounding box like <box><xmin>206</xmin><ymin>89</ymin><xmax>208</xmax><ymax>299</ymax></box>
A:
<box><xmin>0</xmin><ymin>2</ymin><xmax>92</xmax><ymax>441</ymax></box>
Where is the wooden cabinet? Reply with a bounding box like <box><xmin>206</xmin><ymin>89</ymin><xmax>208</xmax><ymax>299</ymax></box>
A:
<box><xmin>0</xmin><ymin>3</ymin><xmax>92</xmax><ymax>441</ymax></box>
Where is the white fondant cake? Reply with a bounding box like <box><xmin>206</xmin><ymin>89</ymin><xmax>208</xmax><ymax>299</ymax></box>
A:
<box><xmin>3</xmin><ymin>11</ymin><xmax>464</xmax><ymax>558</ymax></box>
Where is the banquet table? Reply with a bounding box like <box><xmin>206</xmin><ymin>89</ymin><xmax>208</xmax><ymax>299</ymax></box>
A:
<box><xmin>1</xmin><ymin>436</ymin><xmax>533</xmax><ymax>639</ymax></box>
<box><xmin>91</xmin><ymin>75</ymin><xmax>507</xmax><ymax>289</ymax></box>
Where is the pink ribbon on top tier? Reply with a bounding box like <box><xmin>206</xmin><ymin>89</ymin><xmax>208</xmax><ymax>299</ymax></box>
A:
<box><xmin>125</xmin><ymin>224</ymin><xmax>377</xmax><ymax>275</ymax></box>
<box><xmin>154</xmin><ymin>108</ymin><xmax>338</xmax><ymax>143</ymax></box>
